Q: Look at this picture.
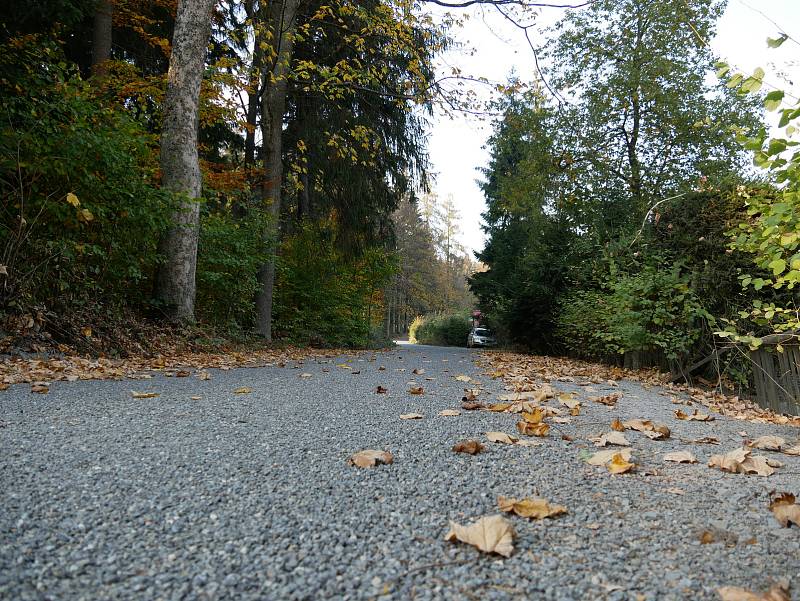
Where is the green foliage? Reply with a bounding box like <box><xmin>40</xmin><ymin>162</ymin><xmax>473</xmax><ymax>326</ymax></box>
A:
<box><xmin>195</xmin><ymin>208</ymin><xmax>271</xmax><ymax>330</ymax></box>
<box><xmin>409</xmin><ymin>313</ymin><xmax>471</xmax><ymax>347</ymax></box>
<box><xmin>0</xmin><ymin>36</ymin><xmax>172</xmax><ymax>319</ymax></box>
<box><xmin>273</xmin><ymin>221</ymin><xmax>397</xmax><ymax>347</ymax></box>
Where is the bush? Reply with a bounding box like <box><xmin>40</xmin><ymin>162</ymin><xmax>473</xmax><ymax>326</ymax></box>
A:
<box><xmin>0</xmin><ymin>36</ymin><xmax>173</xmax><ymax>326</ymax></box>
<box><xmin>409</xmin><ymin>313</ymin><xmax>471</xmax><ymax>346</ymax></box>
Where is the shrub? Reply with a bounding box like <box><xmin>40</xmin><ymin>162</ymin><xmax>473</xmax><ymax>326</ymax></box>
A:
<box><xmin>409</xmin><ymin>312</ymin><xmax>471</xmax><ymax>346</ymax></box>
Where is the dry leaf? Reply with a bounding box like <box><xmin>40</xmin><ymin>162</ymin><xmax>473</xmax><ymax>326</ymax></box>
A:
<box><xmin>558</xmin><ymin>394</ymin><xmax>581</xmax><ymax>410</ymax></box>
<box><xmin>445</xmin><ymin>515</ymin><xmax>515</xmax><ymax>558</ymax></box>
<box><xmin>748</xmin><ymin>436</ymin><xmax>785</xmax><ymax>451</ymax></box>
<box><xmin>769</xmin><ymin>492</ymin><xmax>800</xmax><ymax>528</ymax></box>
<box><xmin>611</xmin><ymin>418</ymin><xmax>625</xmax><ymax>432</ymax></box>
<box><xmin>516</xmin><ymin>421</ymin><xmax>549</xmax><ymax>437</ymax></box>
<box><xmin>569</xmin><ymin>405</ymin><xmax>581</xmax><ymax>416</ymax></box>
<box><xmin>587</xmin><ymin>448</ymin><xmax>632</xmax><ymax>466</ymax></box>
<box><xmin>623</xmin><ymin>419</ymin><xmax>654</xmax><ymax>432</ymax></box>
<box><xmin>709</xmin><ymin>447</ymin><xmax>776</xmax><ymax>476</ymax></box>
<box><xmin>400</xmin><ymin>413</ymin><xmax>424</xmax><ymax>420</ymax></box>
<box><xmin>300</xmin><ymin>373</ymin><xmax>313</xmax><ymax>378</ymax></box>
<box><xmin>663</xmin><ymin>451</ymin><xmax>698</xmax><ymax>463</ymax></box>
<box><xmin>589</xmin><ymin>393</ymin><xmax>621</xmax><ymax>406</ymax></box>
<box><xmin>520</xmin><ymin>408</ymin><xmax>544</xmax><ymax>424</ymax></box>
<box><xmin>487</xmin><ymin>402</ymin><xmax>513</xmax><ymax>412</ymax></box>
<box><xmin>190</xmin><ymin>396</ymin><xmax>202</xmax><ymax>400</ymax></box>
<box><xmin>784</xmin><ymin>445</ymin><xmax>800</xmax><ymax>456</ymax></box>
<box><xmin>197</xmin><ymin>370</ymin><xmax>211</xmax><ymax>380</ymax></box>
<box><xmin>348</xmin><ymin>450</ymin><xmax>393</xmax><ymax>468</ymax></box>
<box><xmin>175</xmin><ymin>370</ymin><xmax>191</xmax><ymax>377</ymax></box>
<box><xmin>550</xmin><ymin>416</ymin><xmax>571</xmax><ymax>424</ymax></box>
<box><xmin>131</xmin><ymin>391</ymin><xmax>159</xmax><ymax>399</ymax></box>
<box><xmin>455</xmin><ymin>374</ymin><xmax>472</xmax><ymax>382</ymax></box>
<box><xmin>591</xmin><ymin>432</ymin><xmax>631</xmax><ymax>447</ymax></box>
<box><xmin>676</xmin><ymin>409</ymin><xmax>714</xmax><ymax>421</ymax></box>
<box><xmin>376</xmin><ymin>386</ymin><xmax>388</xmax><ymax>394</ymax></box>
<box><xmin>408</xmin><ymin>386</ymin><xmax>424</xmax><ymax>395</ymax></box>
<box><xmin>486</xmin><ymin>431</ymin><xmax>518</xmax><ymax>444</ymax></box>
<box><xmin>694</xmin><ymin>436</ymin><xmax>720</xmax><ymax>445</ymax></box>
<box><xmin>497</xmin><ymin>496</ymin><xmax>567</xmax><ymax>520</ymax></box>
<box><xmin>439</xmin><ymin>409</ymin><xmax>461</xmax><ymax>417</ymax></box>
<box><xmin>717</xmin><ymin>582</ymin><xmax>790</xmax><ymax>601</ymax></box>
<box><xmin>607</xmin><ymin>452</ymin><xmax>635</xmax><ymax>474</ymax></box>
<box><xmin>234</xmin><ymin>387</ymin><xmax>253</xmax><ymax>394</ymax></box>
<box><xmin>462</xmin><ymin>401</ymin><xmax>483</xmax><ymax>410</ymax></box>
<box><xmin>412</xmin><ymin>368</ymin><xmax>425</xmax><ymax>375</ymax></box>
<box><xmin>453</xmin><ymin>440</ymin><xmax>486</xmax><ymax>455</ymax></box>
<box><xmin>30</xmin><ymin>383</ymin><xmax>49</xmax><ymax>394</ymax></box>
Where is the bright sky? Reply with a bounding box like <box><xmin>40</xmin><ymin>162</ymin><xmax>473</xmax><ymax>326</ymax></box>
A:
<box><xmin>424</xmin><ymin>0</ymin><xmax>800</xmax><ymax>256</ymax></box>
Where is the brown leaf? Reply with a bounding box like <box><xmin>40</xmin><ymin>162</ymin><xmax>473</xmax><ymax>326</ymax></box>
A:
<box><xmin>748</xmin><ymin>436</ymin><xmax>785</xmax><ymax>451</ymax></box>
<box><xmin>622</xmin><ymin>418</ymin><xmax>654</xmax><ymax>432</ymax></box>
<box><xmin>610</xmin><ymin>418</ymin><xmax>625</xmax><ymax>432</ymax></box>
<box><xmin>175</xmin><ymin>370</ymin><xmax>191</xmax><ymax>377</ymax></box>
<box><xmin>487</xmin><ymin>402</ymin><xmax>513</xmax><ymax>412</ymax></box>
<box><xmin>234</xmin><ymin>386</ymin><xmax>253</xmax><ymax>394</ymax></box>
<box><xmin>607</xmin><ymin>452</ymin><xmax>635</xmax><ymax>474</ymax></box>
<box><xmin>587</xmin><ymin>448</ymin><xmax>632</xmax><ymax>466</ymax></box>
<box><xmin>30</xmin><ymin>383</ymin><xmax>49</xmax><ymax>394</ymax></box>
<box><xmin>197</xmin><ymin>370</ymin><xmax>211</xmax><ymax>380</ymax></box>
<box><xmin>408</xmin><ymin>386</ymin><xmax>424</xmax><ymax>395</ymax></box>
<box><xmin>439</xmin><ymin>409</ymin><xmax>461</xmax><ymax>417</ymax></box>
<box><xmin>693</xmin><ymin>436</ymin><xmax>720</xmax><ymax>445</ymax></box>
<box><xmin>516</xmin><ymin>421</ymin><xmax>549</xmax><ymax>437</ymax></box>
<box><xmin>486</xmin><ymin>431</ymin><xmax>519</xmax><ymax>444</ymax></box>
<box><xmin>769</xmin><ymin>492</ymin><xmax>800</xmax><ymax>528</ymax></box>
<box><xmin>663</xmin><ymin>451</ymin><xmax>698</xmax><ymax>463</ymax></box>
<box><xmin>520</xmin><ymin>408</ymin><xmax>544</xmax><ymax>424</ymax></box>
<box><xmin>589</xmin><ymin>393</ymin><xmax>621</xmax><ymax>406</ymax></box>
<box><xmin>462</xmin><ymin>401</ymin><xmax>483</xmax><ymax>410</ymax></box>
<box><xmin>412</xmin><ymin>368</ymin><xmax>425</xmax><ymax>375</ymax></box>
<box><xmin>462</xmin><ymin>389</ymin><xmax>479</xmax><ymax>402</ymax></box>
<box><xmin>131</xmin><ymin>391</ymin><xmax>159</xmax><ymax>399</ymax></box>
<box><xmin>558</xmin><ymin>393</ymin><xmax>581</xmax><ymax>409</ymax></box>
<box><xmin>784</xmin><ymin>445</ymin><xmax>800</xmax><ymax>456</ymax></box>
<box><xmin>591</xmin><ymin>431</ymin><xmax>631</xmax><ymax>447</ymax></box>
<box><xmin>569</xmin><ymin>405</ymin><xmax>581</xmax><ymax>416</ymax></box>
<box><xmin>399</xmin><ymin>413</ymin><xmax>424</xmax><ymax>420</ymax></box>
<box><xmin>717</xmin><ymin>582</ymin><xmax>790</xmax><ymax>601</ymax></box>
<box><xmin>709</xmin><ymin>447</ymin><xmax>776</xmax><ymax>476</ymax></box>
<box><xmin>453</xmin><ymin>440</ymin><xmax>486</xmax><ymax>455</ymax></box>
<box><xmin>455</xmin><ymin>374</ymin><xmax>472</xmax><ymax>382</ymax></box>
<box><xmin>445</xmin><ymin>515</ymin><xmax>515</xmax><ymax>557</ymax></box>
<box><xmin>347</xmin><ymin>450</ymin><xmax>393</xmax><ymax>468</ymax></box>
<box><xmin>497</xmin><ymin>496</ymin><xmax>567</xmax><ymax>520</ymax></box>
<box><xmin>676</xmin><ymin>409</ymin><xmax>714</xmax><ymax>421</ymax></box>
<box><xmin>376</xmin><ymin>386</ymin><xmax>388</xmax><ymax>394</ymax></box>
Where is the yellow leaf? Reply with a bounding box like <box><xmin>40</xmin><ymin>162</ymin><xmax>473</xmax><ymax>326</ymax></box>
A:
<box><xmin>66</xmin><ymin>192</ymin><xmax>80</xmax><ymax>207</ymax></box>
<box><xmin>131</xmin><ymin>391</ymin><xmax>159</xmax><ymax>398</ymax></box>
<box><xmin>445</xmin><ymin>515</ymin><xmax>515</xmax><ymax>557</ymax></box>
<box><xmin>234</xmin><ymin>386</ymin><xmax>253</xmax><ymax>394</ymax></box>
<box><xmin>497</xmin><ymin>496</ymin><xmax>567</xmax><ymax>520</ymax></box>
<box><xmin>516</xmin><ymin>421</ymin><xmax>549</xmax><ymax>437</ymax></box>
<box><xmin>607</xmin><ymin>452</ymin><xmax>635</xmax><ymax>474</ymax></box>
<box><xmin>486</xmin><ymin>431</ymin><xmax>518</xmax><ymax>444</ymax></box>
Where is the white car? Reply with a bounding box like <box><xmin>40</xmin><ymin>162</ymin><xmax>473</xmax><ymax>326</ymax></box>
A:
<box><xmin>467</xmin><ymin>327</ymin><xmax>497</xmax><ymax>348</ymax></box>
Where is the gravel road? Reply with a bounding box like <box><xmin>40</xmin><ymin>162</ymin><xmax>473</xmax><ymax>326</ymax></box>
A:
<box><xmin>1</xmin><ymin>343</ymin><xmax>799</xmax><ymax>601</ymax></box>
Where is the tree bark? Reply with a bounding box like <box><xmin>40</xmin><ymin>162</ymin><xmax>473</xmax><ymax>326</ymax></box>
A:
<box><xmin>254</xmin><ymin>0</ymin><xmax>302</xmax><ymax>341</ymax></box>
<box><xmin>91</xmin><ymin>0</ymin><xmax>113</xmax><ymax>77</ymax></box>
<box><xmin>154</xmin><ymin>0</ymin><xmax>216</xmax><ymax>323</ymax></box>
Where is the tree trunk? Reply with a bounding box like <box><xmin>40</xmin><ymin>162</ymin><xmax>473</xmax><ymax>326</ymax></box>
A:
<box><xmin>254</xmin><ymin>0</ymin><xmax>302</xmax><ymax>341</ymax></box>
<box><xmin>154</xmin><ymin>0</ymin><xmax>216</xmax><ymax>323</ymax></box>
<box><xmin>91</xmin><ymin>0</ymin><xmax>113</xmax><ymax>77</ymax></box>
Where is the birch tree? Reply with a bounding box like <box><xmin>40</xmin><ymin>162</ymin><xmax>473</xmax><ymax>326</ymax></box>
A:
<box><xmin>154</xmin><ymin>0</ymin><xmax>216</xmax><ymax>322</ymax></box>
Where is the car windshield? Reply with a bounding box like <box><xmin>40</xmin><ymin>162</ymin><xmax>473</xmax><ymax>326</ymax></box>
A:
<box><xmin>474</xmin><ymin>329</ymin><xmax>491</xmax><ymax>336</ymax></box>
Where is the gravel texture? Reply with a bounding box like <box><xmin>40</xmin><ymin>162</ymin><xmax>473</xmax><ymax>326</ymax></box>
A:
<box><xmin>1</xmin><ymin>343</ymin><xmax>799</xmax><ymax>600</ymax></box>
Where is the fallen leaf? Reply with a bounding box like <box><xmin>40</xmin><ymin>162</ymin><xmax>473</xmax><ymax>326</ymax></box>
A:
<box><xmin>376</xmin><ymin>386</ymin><xmax>388</xmax><ymax>394</ymax></box>
<box><xmin>400</xmin><ymin>413</ymin><xmax>424</xmax><ymax>420</ymax></box>
<box><xmin>378</xmin><ymin>365</ymin><xmax>386</xmax><ymax>371</ymax></box>
<box><xmin>717</xmin><ymin>582</ymin><xmax>790</xmax><ymax>601</ymax></box>
<box><xmin>412</xmin><ymin>368</ymin><xmax>425</xmax><ymax>375</ymax></box>
<box><xmin>348</xmin><ymin>449</ymin><xmax>393</xmax><ymax>468</ymax></box>
<box><xmin>30</xmin><ymin>383</ymin><xmax>49</xmax><ymax>394</ymax></box>
<box><xmin>234</xmin><ymin>387</ymin><xmax>253</xmax><ymax>394</ymax></box>
<box><xmin>558</xmin><ymin>394</ymin><xmax>581</xmax><ymax>409</ymax></box>
<box><xmin>445</xmin><ymin>515</ymin><xmax>515</xmax><ymax>558</ymax></box>
<box><xmin>587</xmin><ymin>448</ymin><xmax>632</xmax><ymax>466</ymax></box>
<box><xmin>175</xmin><ymin>370</ymin><xmax>191</xmax><ymax>377</ymax></box>
<box><xmin>569</xmin><ymin>405</ymin><xmax>581</xmax><ymax>416</ymax></box>
<box><xmin>667</xmin><ymin>487</ymin><xmax>685</xmax><ymax>495</ymax></box>
<box><xmin>197</xmin><ymin>370</ymin><xmax>211</xmax><ymax>380</ymax></box>
<box><xmin>453</xmin><ymin>440</ymin><xmax>486</xmax><ymax>455</ymax></box>
<box><xmin>486</xmin><ymin>431</ymin><xmax>518</xmax><ymax>444</ymax></box>
<box><xmin>611</xmin><ymin>418</ymin><xmax>625</xmax><ymax>432</ymax></box>
<box><xmin>623</xmin><ymin>419</ymin><xmax>654</xmax><ymax>432</ymax></box>
<box><xmin>0</xmin><ymin>383</ymin><xmax>8</xmax><ymax>391</ymax></box>
<box><xmin>462</xmin><ymin>401</ymin><xmax>483</xmax><ymax>410</ymax></box>
<box><xmin>516</xmin><ymin>421</ymin><xmax>549</xmax><ymax>437</ymax></box>
<box><xmin>520</xmin><ymin>408</ymin><xmax>544</xmax><ymax>424</ymax></box>
<box><xmin>748</xmin><ymin>436</ymin><xmax>785</xmax><ymax>451</ymax></box>
<box><xmin>784</xmin><ymin>445</ymin><xmax>800</xmax><ymax>456</ymax></box>
<box><xmin>769</xmin><ymin>492</ymin><xmax>800</xmax><ymax>528</ymax></box>
<box><xmin>664</xmin><ymin>451</ymin><xmax>698</xmax><ymax>463</ymax></box>
<box><xmin>676</xmin><ymin>409</ymin><xmax>714</xmax><ymax>421</ymax></box>
<box><xmin>709</xmin><ymin>447</ymin><xmax>776</xmax><ymax>476</ymax></box>
<box><xmin>487</xmin><ymin>402</ymin><xmax>513</xmax><ymax>412</ymax></box>
<box><xmin>300</xmin><ymin>373</ymin><xmax>313</xmax><ymax>378</ymax></box>
<box><xmin>131</xmin><ymin>391</ymin><xmax>159</xmax><ymax>399</ymax></box>
<box><xmin>336</xmin><ymin>364</ymin><xmax>351</xmax><ymax>369</ymax></box>
<box><xmin>607</xmin><ymin>452</ymin><xmax>635</xmax><ymax>474</ymax></box>
<box><xmin>462</xmin><ymin>389</ymin><xmax>479</xmax><ymax>401</ymax></box>
<box><xmin>497</xmin><ymin>496</ymin><xmax>567</xmax><ymax>520</ymax></box>
<box><xmin>455</xmin><ymin>374</ymin><xmax>472</xmax><ymax>382</ymax></box>
<box><xmin>589</xmin><ymin>393</ymin><xmax>621</xmax><ymax>406</ymax></box>
<box><xmin>693</xmin><ymin>436</ymin><xmax>720</xmax><ymax>445</ymax></box>
<box><xmin>408</xmin><ymin>386</ymin><xmax>424</xmax><ymax>395</ymax></box>
<box><xmin>591</xmin><ymin>432</ymin><xmax>631</xmax><ymax>447</ymax></box>
<box><xmin>190</xmin><ymin>396</ymin><xmax>202</xmax><ymax>400</ymax></box>
<box><xmin>439</xmin><ymin>409</ymin><xmax>461</xmax><ymax>417</ymax></box>
<box><xmin>550</xmin><ymin>416</ymin><xmax>571</xmax><ymax>424</ymax></box>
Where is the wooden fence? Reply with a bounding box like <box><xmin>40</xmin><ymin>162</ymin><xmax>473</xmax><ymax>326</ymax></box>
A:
<box><xmin>750</xmin><ymin>333</ymin><xmax>800</xmax><ymax>415</ymax></box>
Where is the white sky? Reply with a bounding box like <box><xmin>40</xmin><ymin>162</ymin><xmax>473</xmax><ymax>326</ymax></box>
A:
<box><xmin>423</xmin><ymin>0</ymin><xmax>800</xmax><ymax>256</ymax></box>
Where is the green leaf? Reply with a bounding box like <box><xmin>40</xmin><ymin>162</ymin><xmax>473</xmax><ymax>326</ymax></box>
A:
<box><xmin>767</xmin><ymin>34</ymin><xmax>788</xmax><ymax>48</ymax></box>
<box><xmin>764</xmin><ymin>90</ymin><xmax>784</xmax><ymax>112</ymax></box>
<box><xmin>769</xmin><ymin>258</ymin><xmax>787</xmax><ymax>275</ymax></box>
